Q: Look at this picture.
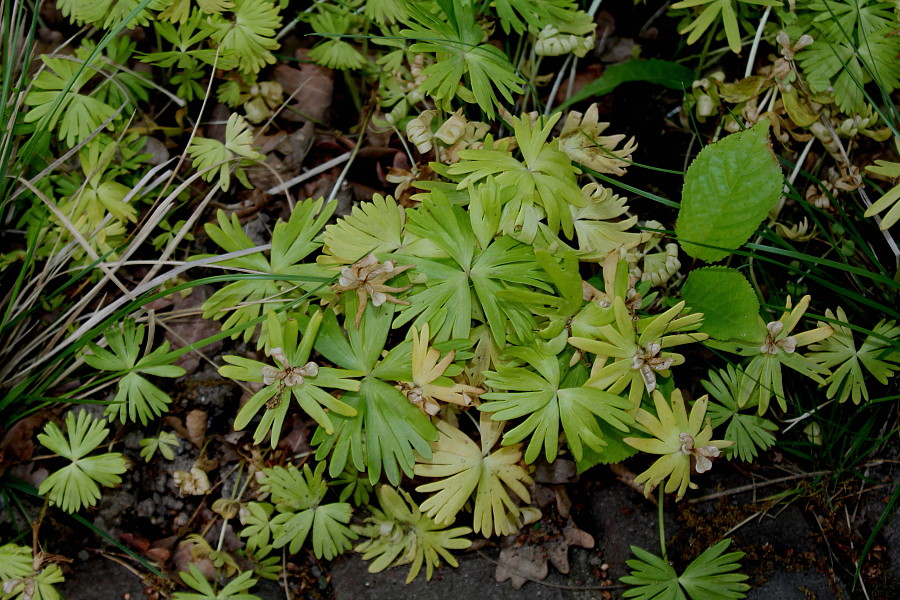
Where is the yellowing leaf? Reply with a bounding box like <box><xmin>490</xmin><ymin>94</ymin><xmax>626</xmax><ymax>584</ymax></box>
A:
<box><xmin>558</xmin><ymin>104</ymin><xmax>637</xmax><ymax>176</ymax></box>
<box><xmin>415</xmin><ymin>413</ymin><xmax>532</xmax><ymax>537</ymax></box>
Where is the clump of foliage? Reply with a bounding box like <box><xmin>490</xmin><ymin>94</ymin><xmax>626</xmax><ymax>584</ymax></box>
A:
<box><xmin>3</xmin><ymin>0</ymin><xmax>899</xmax><ymax>597</ymax></box>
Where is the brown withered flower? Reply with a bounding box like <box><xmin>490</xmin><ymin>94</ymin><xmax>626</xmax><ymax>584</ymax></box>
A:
<box><xmin>332</xmin><ymin>254</ymin><xmax>414</xmax><ymax>326</ymax></box>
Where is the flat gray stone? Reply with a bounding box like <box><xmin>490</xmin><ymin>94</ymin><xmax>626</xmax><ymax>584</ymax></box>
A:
<box><xmin>746</xmin><ymin>568</ymin><xmax>843</xmax><ymax>600</ymax></box>
<box><xmin>331</xmin><ymin>550</ymin><xmax>609</xmax><ymax>600</ymax></box>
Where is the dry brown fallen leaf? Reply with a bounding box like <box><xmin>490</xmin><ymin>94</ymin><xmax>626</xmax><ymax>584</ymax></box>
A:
<box><xmin>184</xmin><ymin>409</ymin><xmax>207</xmax><ymax>448</ymax></box>
<box><xmin>274</xmin><ymin>56</ymin><xmax>333</xmax><ymax>124</ymax></box>
<box><xmin>494</xmin><ymin>518</ymin><xmax>595</xmax><ymax>590</ymax></box>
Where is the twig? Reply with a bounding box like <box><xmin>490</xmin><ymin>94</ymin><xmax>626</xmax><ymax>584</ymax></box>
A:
<box><xmin>690</xmin><ymin>469</ymin><xmax>832</xmax><ymax>503</ymax></box>
<box><xmin>266</xmin><ymin>151</ymin><xmax>352</xmax><ymax>195</ymax></box>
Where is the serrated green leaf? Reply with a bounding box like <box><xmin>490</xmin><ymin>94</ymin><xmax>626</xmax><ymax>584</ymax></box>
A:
<box><xmin>676</xmin><ymin>120</ymin><xmax>782</xmax><ymax>262</ymax></box>
<box><xmin>681</xmin><ymin>267</ymin><xmax>760</xmax><ymax>341</ymax></box>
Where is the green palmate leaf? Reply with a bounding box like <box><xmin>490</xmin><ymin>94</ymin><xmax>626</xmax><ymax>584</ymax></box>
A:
<box><xmin>559</xmin><ymin>59</ymin><xmax>695</xmax><ymax>111</ymax></box>
<box><xmin>622</xmin><ymin>539</ymin><xmax>749</xmax><ymax>600</ymax></box>
<box><xmin>311</xmin><ymin>297</ymin><xmax>437</xmax><ymax>485</ymax></box>
<box><xmin>142</xmin><ymin>12</ymin><xmax>235</xmax><ymax>69</ymax></box>
<box><xmin>448</xmin><ymin>111</ymin><xmax>584</xmax><ymax>239</ymax></box>
<box><xmin>331</xmin><ymin>465</ymin><xmax>374</xmax><ymax>506</ymax></box>
<box><xmin>175</xmin><ymin>564</ymin><xmax>261</xmax><ymax>600</ymax></box>
<box><xmin>622</xmin><ymin>545</ymin><xmax>683</xmax><ymax>600</ymax></box>
<box><xmin>488</xmin><ymin>0</ymin><xmax>579</xmax><ymax>34</ymax></box>
<box><xmin>675</xmin><ymin>119</ymin><xmax>782</xmax><ymax>262</ymax></box>
<box><xmin>23</xmin><ymin>55</ymin><xmax>118</xmax><ymax>147</ymax></box>
<box><xmin>797</xmin><ymin>32</ymin><xmax>900</xmax><ymax>115</ymax></box>
<box><xmin>497</xmin><ymin>250</ymin><xmax>584</xmax><ymax>339</ymax></box>
<box><xmin>393</xmin><ymin>190</ymin><xmax>549</xmax><ymax>346</ymax></box>
<box><xmin>671</xmin><ymin>0</ymin><xmax>781</xmax><ymax>54</ymax></box>
<box><xmin>200</xmin><ymin>198</ymin><xmax>335</xmax><ymax>343</ymax></box>
<box><xmin>864</xmin><ymin>160</ymin><xmax>900</xmax><ymax>229</ymax></box>
<box><xmin>188</xmin><ymin>113</ymin><xmax>264</xmax><ymax>192</ymax></box>
<box><xmin>207</xmin><ymin>0</ymin><xmax>282</xmax><ymax>74</ymax></box>
<box><xmin>794</xmin><ymin>0</ymin><xmax>900</xmax><ymax>114</ymax></box>
<box><xmin>569</xmin><ymin>297</ymin><xmax>707</xmax><ymax>409</ymax></box>
<box><xmin>415</xmin><ymin>413</ymin><xmax>532</xmax><ymax>537</ymax></box>
<box><xmin>624</xmin><ymin>389</ymin><xmax>731</xmax><ymax>500</ymax></box>
<box><xmin>678</xmin><ymin>539</ymin><xmax>750</xmax><ymax>599</ymax></box>
<box><xmin>0</xmin><ymin>544</ymin><xmax>65</xmax><ymax>600</ymax></box>
<box><xmin>84</xmin><ymin>318</ymin><xmax>185</xmax><ymax>425</ymax></box>
<box><xmin>808</xmin><ymin>307</ymin><xmax>900</xmax><ymax>404</ymax></box>
<box><xmin>703</xmin><ymin>366</ymin><xmax>777</xmax><ymax>462</ymax></box>
<box><xmin>224</xmin><ymin>311</ymin><xmax>362</xmax><ymax>446</ymax></box>
<box><xmin>37</xmin><ymin>411</ymin><xmax>128</xmax><ymax>513</ymax></box>
<box><xmin>239</xmin><ymin>502</ymin><xmax>275</xmax><ymax>555</ymax></box>
<box><xmin>307</xmin><ymin>8</ymin><xmax>367</xmax><ymax>70</ymax></box>
<box><xmin>262</xmin><ymin>462</ymin><xmax>357</xmax><ymax>560</ymax></box>
<box><xmin>318</xmin><ymin>194</ymin><xmax>440</xmax><ymax>265</ymax></box>
<box><xmin>681</xmin><ymin>267</ymin><xmax>760</xmax><ymax>341</ymax></box>
<box><xmin>708</xmin><ymin>295</ymin><xmax>833</xmax><ymax>414</ymax></box>
<box><xmin>139</xmin><ymin>431</ymin><xmax>179</xmax><ymax>461</ymax></box>
<box><xmin>354</xmin><ymin>486</ymin><xmax>472</xmax><ymax>583</ymax></box>
<box><xmin>401</xmin><ymin>0</ymin><xmax>524</xmax><ymax>118</ymax></box>
<box><xmin>157</xmin><ymin>0</ymin><xmax>235</xmax><ymax>24</ymax></box>
<box><xmin>480</xmin><ymin>346</ymin><xmax>633</xmax><ymax>464</ymax></box>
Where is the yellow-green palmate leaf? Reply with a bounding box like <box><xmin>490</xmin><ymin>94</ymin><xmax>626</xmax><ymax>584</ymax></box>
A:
<box><xmin>311</xmin><ymin>295</ymin><xmax>437</xmax><ymax>486</ymax></box>
<box><xmin>56</xmin><ymin>0</ymin><xmax>164</xmax><ymax>28</ymax></box>
<box><xmin>307</xmin><ymin>7</ymin><xmax>367</xmax><ymax>70</ymax></box>
<box><xmin>354</xmin><ymin>485</ymin><xmax>472</xmax><ymax>583</ymax></box>
<box><xmin>83</xmin><ymin>318</ymin><xmax>185</xmax><ymax>425</ymax></box>
<box><xmin>188</xmin><ymin>113</ymin><xmax>264</xmax><ymax>192</ymax></box>
<box><xmin>208</xmin><ymin>0</ymin><xmax>282</xmax><ymax>74</ymax></box>
<box><xmin>448</xmin><ymin>111</ymin><xmax>584</xmax><ymax>239</ymax></box>
<box><xmin>480</xmin><ymin>344</ymin><xmax>634</xmax><ymax>464</ymax></box>
<box><xmin>23</xmin><ymin>55</ymin><xmax>119</xmax><ymax>147</ymax></box>
<box><xmin>37</xmin><ymin>411</ymin><xmax>128</xmax><ymax>513</ymax></box>
<box><xmin>261</xmin><ymin>462</ymin><xmax>357</xmax><ymax>560</ymax></box>
<box><xmin>414</xmin><ymin>413</ymin><xmax>532</xmax><ymax>537</ymax></box>
<box><xmin>0</xmin><ymin>544</ymin><xmax>65</xmax><ymax>600</ymax></box>
<box><xmin>671</xmin><ymin>0</ymin><xmax>781</xmax><ymax>54</ymax></box>
<box><xmin>864</xmin><ymin>160</ymin><xmax>900</xmax><ymax>230</ymax></box>
<box><xmin>624</xmin><ymin>389</ymin><xmax>731</xmax><ymax>500</ymax></box>
<box><xmin>393</xmin><ymin>190</ymin><xmax>550</xmax><ymax>346</ymax></box>
<box><xmin>239</xmin><ymin>502</ymin><xmax>275</xmax><ymax>555</ymax></box>
<box><xmin>223</xmin><ymin>311</ymin><xmax>362</xmax><ymax>446</ymax></box>
<box><xmin>569</xmin><ymin>297</ymin><xmax>708</xmax><ymax>409</ymax></box>
<box><xmin>708</xmin><ymin>295</ymin><xmax>833</xmax><ymax>414</ymax></box>
<box><xmin>808</xmin><ymin>307</ymin><xmax>900</xmax><ymax>404</ymax></box>
<box><xmin>400</xmin><ymin>0</ymin><xmax>524</xmax><ymax>118</ymax></box>
<box><xmin>318</xmin><ymin>194</ymin><xmax>441</xmax><ymax>266</ymax></box>
<box><xmin>200</xmin><ymin>198</ymin><xmax>335</xmax><ymax>343</ymax></box>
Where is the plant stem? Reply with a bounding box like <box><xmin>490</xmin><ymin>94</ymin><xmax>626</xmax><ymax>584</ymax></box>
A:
<box><xmin>744</xmin><ymin>6</ymin><xmax>772</xmax><ymax>78</ymax></box>
<box><xmin>658</xmin><ymin>485</ymin><xmax>667</xmax><ymax>562</ymax></box>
